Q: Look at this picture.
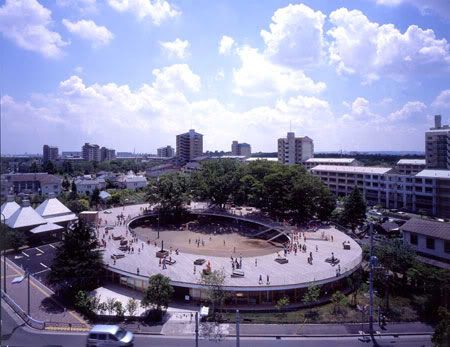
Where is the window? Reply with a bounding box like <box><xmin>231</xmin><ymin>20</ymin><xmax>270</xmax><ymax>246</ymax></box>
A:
<box><xmin>426</xmin><ymin>237</ymin><xmax>435</xmax><ymax>250</ymax></box>
<box><xmin>445</xmin><ymin>241</ymin><xmax>450</xmax><ymax>254</ymax></box>
<box><xmin>410</xmin><ymin>233</ymin><xmax>418</xmax><ymax>245</ymax></box>
<box><xmin>97</xmin><ymin>334</ymin><xmax>107</xmax><ymax>340</ymax></box>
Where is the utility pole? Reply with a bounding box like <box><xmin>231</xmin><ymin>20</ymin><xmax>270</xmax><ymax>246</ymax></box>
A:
<box><xmin>236</xmin><ymin>309</ymin><xmax>240</xmax><ymax>347</ymax></box>
<box><xmin>27</xmin><ymin>272</ymin><xmax>31</xmax><ymax>315</ymax></box>
<box><xmin>1</xmin><ymin>213</ymin><xmax>6</xmax><ymax>293</ymax></box>
<box><xmin>195</xmin><ymin>311</ymin><xmax>199</xmax><ymax>347</ymax></box>
<box><xmin>368</xmin><ymin>222</ymin><xmax>377</xmax><ymax>335</ymax></box>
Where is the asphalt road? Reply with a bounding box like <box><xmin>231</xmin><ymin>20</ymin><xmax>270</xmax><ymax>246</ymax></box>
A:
<box><xmin>2</xmin><ymin>305</ymin><xmax>432</xmax><ymax>347</ymax></box>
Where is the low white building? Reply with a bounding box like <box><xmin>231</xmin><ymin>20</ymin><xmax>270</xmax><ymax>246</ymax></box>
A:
<box><xmin>401</xmin><ymin>218</ymin><xmax>450</xmax><ymax>269</ymax></box>
<box><xmin>35</xmin><ymin>193</ymin><xmax>77</xmax><ymax>226</ymax></box>
<box><xmin>116</xmin><ymin>172</ymin><xmax>147</xmax><ymax>190</ymax></box>
<box><xmin>304</xmin><ymin>158</ymin><xmax>360</xmax><ymax>170</ymax></box>
<box><xmin>74</xmin><ymin>176</ymin><xmax>106</xmax><ymax>195</ymax></box>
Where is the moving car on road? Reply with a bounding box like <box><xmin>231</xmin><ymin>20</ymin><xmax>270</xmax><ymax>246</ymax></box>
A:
<box><xmin>87</xmin><ymin>325</ymin><xmax>134</xmax><ymax>347</ymax></box>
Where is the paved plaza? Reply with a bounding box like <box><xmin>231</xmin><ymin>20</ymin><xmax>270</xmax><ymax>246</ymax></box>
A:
<box><xmin>98</xmin><ymin>204</ymin><xmax>362</xmax><ymax>290</ymax></box>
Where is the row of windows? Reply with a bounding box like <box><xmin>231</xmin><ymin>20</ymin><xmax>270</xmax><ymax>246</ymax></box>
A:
<box><xmin>410</xmin><ymin>232</ymin><xmax>450</xmax><ymax>253</ymax></box>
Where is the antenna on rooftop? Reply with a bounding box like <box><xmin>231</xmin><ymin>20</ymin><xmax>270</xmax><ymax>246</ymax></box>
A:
<box><xmin>289</xmin><ymin>120</ymin><xmax>292</xmax><ymax>132</ymax></box>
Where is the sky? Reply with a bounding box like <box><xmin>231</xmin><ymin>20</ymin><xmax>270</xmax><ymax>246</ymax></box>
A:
<box><xmin>1</xmin><ymin>0</ymin><xmax>450</xmax><ymax>154</ymax></box>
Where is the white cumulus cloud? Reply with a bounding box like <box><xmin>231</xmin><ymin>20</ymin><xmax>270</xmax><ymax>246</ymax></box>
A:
<box><xmin>261</xmin><ymin>3</ymin><xmax>326</xmax><ymax>67</ymax></box>
<box><xmin>328</xmin><ymin>8</ymin><xmax>450</xmax><ymax>83</ymax></box>
<box><xmin>375</xmin><ymin>0</ymin><xmax>450</xmax><ymax>19</ymax></box>
<box><xmin>62</xmin><ymin>19</ymin><xmax>113</xmax><ymax>47</ymax></box>
<box><xmin>432</xmin><ymin>89</ymin><xmax>450</xmax><ymax>110</ymax></box>
<box><xmin>160</xmin><ymin>38</ymin><xmax>190</xmax><ymax>59</ymax></box>
<box><xmin>233</xmin><ymin>46</ymin><xmax>326</xmax><ymax>97</ymax></box>
<box><xmin>0</xmin><ymin>0</ymin><xmax>68</xmax><ymax>58</ymax></box>
<box><xmin>219</xmin><ymin>35</ymin><xmax>235</xmax><ymax>55</ymax></box>
<box><xmin>107</xmin><ymin>0</ymin><xmax>180</xmax><ymax>25</ymax></box>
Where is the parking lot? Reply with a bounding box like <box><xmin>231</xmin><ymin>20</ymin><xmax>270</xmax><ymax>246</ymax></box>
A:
<box><xmin>7</xmin><ymin>242</ymin><xmax>60</xmax><ymax>286</ymax></box>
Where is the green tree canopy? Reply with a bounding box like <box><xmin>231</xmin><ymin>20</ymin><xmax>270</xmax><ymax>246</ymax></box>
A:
<box><xmin>49</xmin><ymin>221</ymin><xmax>103</xmax><ymax>296</ymax></box>
<box><xmin>340</xmin><ymin>186</ymin><xmax>366</xmax><ymax>231</ymax></box>
<box><xmin>141</xmin><ymin>274</ymin><xmax>174</xmax><ymax>313</ymax></box>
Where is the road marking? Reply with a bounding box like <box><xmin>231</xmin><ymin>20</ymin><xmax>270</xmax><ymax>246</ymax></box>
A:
<box><xmin>49</xmin><ymin>244</ymin><xmax>57</xmax><ymax>249</ymax></box>
<box><xmin>40</xmin><ymin>262</ymin><xmax>49</xmax><ymax>269</ymax></box>
<box><xmin>21</xmin><ymin>251</ymin><xmax>29</xmax><ymax>257</ymax></box>
<box><xmin>33</xmin><ymin>268</ymin><xmax>50</xmax><ymax>275</ymax></box>
<box><xmin>35</xmin><ymin>247</ymin><xmax>44</xmax><ymax>254</ymax></box>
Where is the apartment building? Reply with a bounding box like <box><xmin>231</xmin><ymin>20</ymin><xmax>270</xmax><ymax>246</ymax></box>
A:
<box><xmin>231</xmin><ymin>141</ymin><xmax>252</xmax><ymax>157</ymax></box>
<box><xmin>303</xmin><ymin>158</ymin><xmax>359</xmax><ymax>170</ymax></box>
<box><xmin>310</xmin><ymin>165</ymin><xmax>450</xmax><ymax>217</ymax></box>
<box><xmin>277</xmin><ymin>132</ymin><xmax>313</xmax><ymax>165</ymax></box>
<box><xmin>395</xmin><ymin>159</ymin><xmax>426</xmax><ymax>175</ymax></box>
<box><xmin>401</xmin><ymin>218</ymin><xmax>450</xmax><ymax>269</ymax></box>
<box><xmin>0</xmin><ymin>173</ymin><xmax>62</xmax><ymax>197</ymax></box>
<box><xmin>100</xmin><ymin>147</ymin><xmax>116</xmax><ymax>161</ymax></box>
<box><xmin>425</xmin><ymin>115</ymin><xmax>450</xmax><ymax>169</ymax></box>
<box><xmin>82</xmin><ymin>143</ymin><xmax>100</xmax><ymax>162</ymax></box>
<box><xmin>43</xmin><ymin>145</ymin><xmax>59</xmax><ymax>163</ymax></box>
<box><xmin>176</xmin><ymin>129</ymin><xmax>203</xmax><ymax>164</ymax></box>
<box><xmin>157</xmin><ymin>145</ymin><xmax>175</xmax><ymax>158</ymax></box>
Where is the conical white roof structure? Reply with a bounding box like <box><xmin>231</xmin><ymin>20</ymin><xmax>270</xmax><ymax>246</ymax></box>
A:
<box><xmin>35</xmin><ymin>194</ymin><xmax>77</xmax><ymax>224</ymax></box>
<box><xmin>6</xmin><ymin>200</ymin><xmax>46</xmax><ymax>229</ymax></box>
<box><xmin>0</xmin><ymin>195</ymin><xmax>20</xmax><ymax>221</ymax></box>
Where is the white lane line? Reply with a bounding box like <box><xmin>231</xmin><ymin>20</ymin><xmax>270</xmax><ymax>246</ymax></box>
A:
<box><xmin>40</xmin><ymin>262</ymin><xmax>49</xmax><ymax>269</ymax></box>
<box><xmin>49</xmin><ymin>244</ymin><xmax>57</xmax><ymax>249</ymax></box>
<box><xmin>33</xmin><ymin>268</ymin><xmax>50</xmax><ymax>275</ymax></box>
<box><xmin>35</xmin><ymin>247</ymin><xmax>44</xmax><ymax>254</ymax></box>
<box><xmin>21</xmin><ymin>251</ymin><xmax>29</xmax><ymax>258</ymax></box>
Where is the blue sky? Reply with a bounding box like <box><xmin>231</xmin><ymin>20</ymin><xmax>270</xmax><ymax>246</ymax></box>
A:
<box><xmin>1</xmin><ymin>0</ymin><xmax>450</xmax><ymax>154</ymax></box>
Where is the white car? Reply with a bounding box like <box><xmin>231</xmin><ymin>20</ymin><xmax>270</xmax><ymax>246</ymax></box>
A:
<box><xmin>87</xmin><ymin>325</ymin><xmax>133</xmax><ymax>347</ymax></box>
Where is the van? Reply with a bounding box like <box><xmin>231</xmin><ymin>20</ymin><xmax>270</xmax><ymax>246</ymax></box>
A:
<box><xmin>86</xmin><ymin>325</ymin><xmax>134</xmax><ymax>347</ymax></box>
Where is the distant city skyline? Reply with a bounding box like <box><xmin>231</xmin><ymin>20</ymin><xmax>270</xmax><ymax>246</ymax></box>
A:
<box><xmin>1</xmin><ymin>0</ymin><xmax>450</xmax><ymax>154</ymax></box>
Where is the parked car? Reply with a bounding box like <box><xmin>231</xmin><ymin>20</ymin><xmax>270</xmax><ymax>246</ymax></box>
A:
<box><xmin>86</xmin><ymin>325</ymin><xmax>133</xmax><ymax>347</ymax></box>
<box><xmin>103</xmin><ymin>210</ymin><xmax>112</xmax><ymax>214</ymax></box>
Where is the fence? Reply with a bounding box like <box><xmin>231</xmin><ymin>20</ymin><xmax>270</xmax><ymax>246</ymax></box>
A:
<box><xmin>1</xmin><ymin>290</ymin><xmax>45</xmax><ymax>330</ymax></box>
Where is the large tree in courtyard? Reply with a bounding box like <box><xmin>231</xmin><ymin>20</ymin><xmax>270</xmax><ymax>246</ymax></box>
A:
<box><xmin>146</xmin><ymin>173</ymin><xmax>191</xmax><ymax>219</ymax></box>
<box><xmin>49</xmin><ymin>221</ymin><xmax>103</xmax><ymax>296</ymax></box>
<box><xmin>141</xmin><ymin>274</ymin><xmax>174</xmax><ymax>315</ymax></box>
<box><xmin>340</xmin><ymin>186</ymin><xmax>366</xmax><ymax>231</ymax></box>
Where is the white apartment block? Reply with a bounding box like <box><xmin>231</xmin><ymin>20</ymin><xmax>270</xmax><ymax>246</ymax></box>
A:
<box><xmin>231</xmin><ymin>141</ymin><xmax>252</xmax><ymax>157</ymax></box>
<box><xmin>425</xmin><ymin>115</ymin><xmax>450</xmax><ymax>170</ymax></box>
<box><xmin>82</xmin><ymin>143</ymin><xmax>101</xmax><ymax>162</ymax></box>
<box><xmin>157</xmin><ymin>145</ymin><xmax>175</xmax><ymax>158</ymax></box>
<box><xmin>311</xmin><ymin>165</ymin><xmax>450</xmax><ymax>218</ymax></box>
<box><xmin>401</xmin><ymin>218</ymin><xmax>450</xmax><ymax>269</ymax></box>
<box><xmin>277</xmin><ymin>132</ymin><xmax>313</xmax><ymax>165</ymax></box>
<box><xmin>396</xmin><ymin>159</ymin><xmax>426</xmax><ymax>175</ymax></box>
<box><xmin>176</xmin><ymin>129</ymin><xmax>203</xmax><ymax>164</ymax></box>
<box><xmin>303</xmin><ymin>158</ymin><xmax>359</xmax><ymax>170</ymax></box>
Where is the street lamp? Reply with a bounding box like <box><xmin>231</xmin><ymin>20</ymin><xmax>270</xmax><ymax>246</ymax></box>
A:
<box><xmin>368</xmin><ymin>222</ymin><xmax>378</xmax><ymax>336</ymax></box>
<box><xmin>11</xmin><ymin>272</ymin><xmax>31</xmax><ymax>315</ymax></box>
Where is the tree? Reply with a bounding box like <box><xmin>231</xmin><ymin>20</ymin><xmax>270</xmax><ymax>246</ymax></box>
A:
<box><xmin>106</xmin><ymin>297</ymin><xmax>117</xmax><ymax>315</ymax></box>
<box><xmin>275</xmin><ymin>296</ymin><xmax>290</xmax><ymax>315</ymax></box>
<box><xmin>331</xmin><ymin>291</ymin><xmax>348</xmax><ymax>316</ymax></box>
<box><xmin>74</xmin><ymin>290</ymin><xmax>100</xmax><ymax>316</ymax></box>
<box><xmin>48</xmin><ymin>221</ymin><xmax>104</xmax><ymax>296</ymax></box>
<box><xmin>69</xmin><ymin>181</ymin><xmax>78</xmax><ymax>200</ymax></box>
<box><xmin>141</xmin><ymin>274</ymin><xmax>174</xmax><ymax>315</ymax></box>
<box><xmin>30</xmin><ymin>161</ymin><xmax>39</xmax><ymax>173</ymax></box>
<box><xmin>126</xmin><ymin>298</ymin><xmax>138</xmax><ymax>317</ymax></box>
<box><xmin>67</xmin><ymin>199</ymin><xmax>89</xmax><ymax>214</ymax></box>
<box><xmin>432</xmin><ymin>307</ymin><xmax>450</xmax><ymax>347</ymax></box>
<box><xmin>90</xmin><ymin>187</ymin><xmax>100</xmax><ymax>208</ymax></box>
<box><xmin>347</xmin><ymin>270</ymin><xmax>364</xmax><ymax>307</ymax></box>
<box><xmin>146</xmin><ymin>173</ymin><xmax>191</xmax><ymax>220</ymax></box>
<box><xmin>193</xmin><ymin>159</ymin><xmax>243</xmax><ymax>208</ymax></box>
<box><xmin>43</xmin><ymin>160</ymin><xmax>55</xmax><ymax>174</ymax></box>
<box><xmin>302</xmin><ymin>284</ymin><xmax>320</xmax><ymax>306</ymax></box>
<box><xmin>199</xmin><ymin>269</ymin><xmax>227</xmax><ymax>321</ymax></box>
<box><xmin>340</xmin><ymin>186</ymin><xmax>366</xmax><ymax>231</ymax></box>
<box><xmin>114</xmin><ymin>301</ymin><xmax>125</xmax><ymax>318</ymax></box>
<box><xmin>62</xmin><ymin>177</ymin><xmax>71</xmax><ymax>191</ymax></box>
<box><xmin>0</xmin><ymin>223</ymin><xmax>27</xmax><ymax>251</ymax></box>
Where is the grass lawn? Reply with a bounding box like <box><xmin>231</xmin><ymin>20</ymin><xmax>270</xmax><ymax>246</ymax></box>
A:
<box><xmin>220</xmin><ymin>292</ymin><xmax>419</xmax><ymax>324</ymax></box>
